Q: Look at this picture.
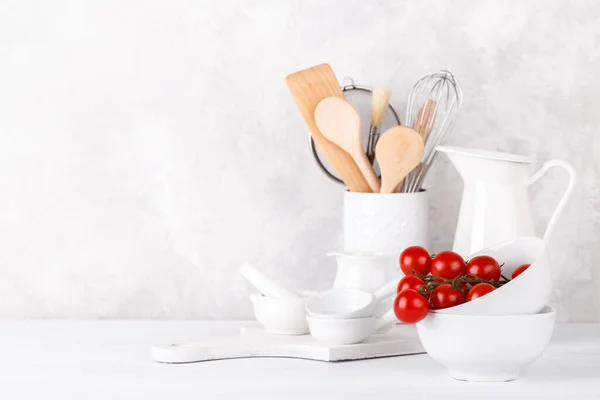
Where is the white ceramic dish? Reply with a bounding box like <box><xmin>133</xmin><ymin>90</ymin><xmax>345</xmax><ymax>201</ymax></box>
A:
<box><xmin>434</xmin><ymin>237</ymin><xmax>552</xmax><ymax>315</ymax></box>
<box><xmin>306</xmin><ymin>288</ymin><xmax>376</xmax><ymax>319</ymax></box>
<box><xmin>250</xmin><ymin>291</ymin><xmax>314</xmax><ymax>335</ymax></box>
<box><xmin>306</xmin><ymin>279</ymin><xmax>397</xmax><ymax>320</ymax></box>
<box><xmin>307</xmin><ymin>310</ymin><xmax>397</xmax><ymax>345</ymax></box>
<box><xmin>327</xmin><ymin>251</ymin><xmax>400</xmax><ymax>333</ymax></box>
<box><xmin>417</xmin><ymin>306</ymin><xmax>556</xmax><ymax>382</ymax></box>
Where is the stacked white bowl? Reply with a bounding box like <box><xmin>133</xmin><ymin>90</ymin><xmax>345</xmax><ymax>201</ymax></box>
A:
<box><xmin>415</xmin><ymin>237</ymin><xmax>556</xmax><ymax>382</ymax></box>
<box><xmin>305</xmin><ymin>281</ymin><xmax>398</xmax><ymax>345</ymax></box>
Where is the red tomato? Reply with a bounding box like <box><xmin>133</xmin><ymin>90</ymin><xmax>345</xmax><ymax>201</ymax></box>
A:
<box><xmin>397</xmin><ymin>275</ymin><xmax>426</xmax><ymax>295</ymax></box>
<box><xmin>430</xmin><ymin>251</ymin><xmax>465</xmax><ymax>280</ymax></box>
<box><xmin>466</xmin><ymin>283</ymin><xmax>495</xmax><ymax>302</ymax></box>
<box><xmin>465</xmin><ymin>255</ymin><xmax>501</xmax><ymax>281</ymax></box>
<box><xmin>512</xmin><ymin>264</ymin><xmax>531</xmax><ymax>279</ymax></box>
<box><xmin>399</xmin><ymin>246</ymin><xmax>431</xmax><ymax>276</ymax></box>
<box><xmin>430</xmin><ymin>283</ymin><xmax>466</xmax><ymax>310</ymax></box>
<box><xmin>457</xmin><ymin>282</ymin><xmax>471</xmax><ymax>295</ymax></box>
<box><xmin>393</xmin><ymin>289</ymin><xmax>429</xmax><ymax>324</ymax></box>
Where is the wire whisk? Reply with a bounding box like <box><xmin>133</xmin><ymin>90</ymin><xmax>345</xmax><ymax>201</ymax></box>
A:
<box><xmin>403</xmin><ymin>71</ymin><xmax>463</xmax><ymax>192</ymax></box>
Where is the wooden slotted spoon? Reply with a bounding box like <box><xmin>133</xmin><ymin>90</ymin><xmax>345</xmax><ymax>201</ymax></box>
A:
<box><xmin>314</xmin><ymin>97</ymin><xmax>380</xmax><ymax>193</ymax></box>
<box><xmin>375</xmin><ymin>126</ymin><xmax>425</xmax><ymax>194</ymax></box>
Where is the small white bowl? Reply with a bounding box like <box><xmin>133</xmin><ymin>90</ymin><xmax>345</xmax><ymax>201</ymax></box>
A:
<box><xmin>250</xmin><ymin>291</ymin><xmax>314</xmax><ymax>335</ymax></box>
<box><xmin>307</xmin><ymin>316</ymin><xmax>376</xmax><ymax>345</ymax></box>
<box><xmin>306</xmin><ymin>288</ymin><xmax>376</xmax><ymax>319</ymax></box>
<box><xmin>416</xmin><ymin>307</ymin><xmax>556</xmax><ymax>382</ymax></box>
<box><xmin>307</xmin><ymin>310</ymin><xmax>397</xmax><ymax>345</ymax></box>
<box><xmin>435</xmin><ymin>237</ymin><xmax>552</xmax><ymax>315</ymax></box>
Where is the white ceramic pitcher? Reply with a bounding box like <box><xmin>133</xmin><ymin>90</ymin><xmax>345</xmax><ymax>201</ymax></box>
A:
<box><xmin>437</xmin><ymin>146</ymin><xmax>576</xmax><ymax>256</ymax></box>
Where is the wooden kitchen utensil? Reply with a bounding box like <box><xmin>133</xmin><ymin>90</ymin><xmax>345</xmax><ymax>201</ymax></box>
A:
<box><xmin>366</xmin><ymin>88</ymin><xmax>392</xmax><ymax>163</ymax></box>
<box><xmin>314</xmin><ymin>97</ymin><xmax>381</xmax><ymax>193</ymax></box>
<box><xmin>392</xmin><ymin>100</ymin><xmax>435</xmax><ymax>193</ymax></box>
<box><xmin>376</xmin><ymin>126</ymin><xmax>425</xmax><ymax>194</ymax></box>
<box><xmin>286</xmin><ymin>64</ymin><xmax>372</xmax><ymax>193</ymax></box>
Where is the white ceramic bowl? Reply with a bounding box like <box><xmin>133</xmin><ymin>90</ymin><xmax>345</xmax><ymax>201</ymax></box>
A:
<box><xmin>307</xmin><ymin>310</ymin><xmax>397</xmax><ymax>345</ymax></box>
<box><xmin>416</xmin><ymin>307</ymin><xmax>556</xmax><ymax>382</ymax></box>
<box><xmin>250</xmin><ymin>291</ymin><xmax>314</xmax><ymax>335</ymax></box>
<box><xmin>305</xmin><ymin>288</ymin><xmax>376</xmax><ymax>319</ymax></box>
<box><xmin>435</xmin><ymin>237</ymin><xmax>552</xmax><ymax>315</ymax></box>
<box><xmin>307</xmin><ymin>316</ymin><xmax>375</xmax><ymax>345</ymax></box>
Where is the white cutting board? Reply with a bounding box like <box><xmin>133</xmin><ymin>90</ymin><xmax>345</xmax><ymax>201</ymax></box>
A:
<box><xmin>152</xmin><ymin>323</ymin><xmax>424</xmax><ymax>363</ymax></box>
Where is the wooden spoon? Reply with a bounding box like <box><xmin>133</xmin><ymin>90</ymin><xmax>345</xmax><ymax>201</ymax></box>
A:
<box><xmin>392</xmin><ymin>100</ymin><xmax>435</xmax><ymax>193</ymax></box>
<box><xmin>314</xmin><ymin>97</ymin><xmax>381</xmax><ymax>193</ymax></box>
<box><xmin>286</xmin><ymin>64</ymin><xmax>372</xmax><ymax>193</ymax></box>
<box><xmin>375</xmin><ymin>126</ymin><xmax>425</xmax><ymax>194</ymax></box>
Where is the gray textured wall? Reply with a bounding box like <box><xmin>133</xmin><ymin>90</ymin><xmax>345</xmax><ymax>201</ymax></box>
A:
<box><xmin>0</xmin><ymin>0</ymin><xmax>598</xmax><ymax>320</ymax></box>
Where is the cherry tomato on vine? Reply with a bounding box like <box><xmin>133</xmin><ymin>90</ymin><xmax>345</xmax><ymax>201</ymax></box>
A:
<box><xmin>399</xmin><ymin>246</ymin><xmax>431</xmax><ymax>276</ymax></box>
<box><xmin>393</xmin><ymin>289</ymin><xmax>429</xmax><ymax>323</ymax></box>
<box><xmin>457</xmin><ymin>282</ymin><xmax>471</xmax><ymax>295</ymax></box>
<box><xmin>430</xmin><ymin>283</ymin><xmax>466</xmax><ymax>310</ymax></box>
<box><xmin>465</xmin><ymin>255</ymin><xmax>501</xmax><ymax>281</ymax></box>
<box><xmin>512</xmin><ymin>264</ymin><xmax>530</xmax><ymax>279</ymax></box>
<box><xmin>430</xmin><ymin>251</ymin><xmax>465</xmax><ymax>280</ymax></box>
<box><xmin>397</xmin><ymin>275</ymin><xmax>426</xmax><ymax>295</ymax></box>
<box><xmin>466</xmin><ymin>283</ymin><xmax>495</xmax><ymax>302</ymax></box>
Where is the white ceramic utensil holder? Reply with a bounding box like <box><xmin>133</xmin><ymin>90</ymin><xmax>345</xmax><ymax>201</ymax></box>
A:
<box><xmin>343</xmin><ymin>191</ymin><xmax>428</xmax><ymax>254</ymax></box>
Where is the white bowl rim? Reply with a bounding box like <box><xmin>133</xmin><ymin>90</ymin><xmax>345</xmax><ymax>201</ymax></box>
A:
<box><xmin>434</xmin><ymin>237</ymin><xmax>547</xmax><ymax>313</ymax></box>
<box><xmin>306</xmin><ymin>315</ymin><xmax>376</xmax><ymax>323</ymax></box>
<box><xmin>305</xmin><ymin>288</ymin><xmax>375</xmax><ymax>318</ymax></box>
<box><xmin>427</xmin><ymin>306</ymin><xmax>555</xmax><ymax>319</ymax></box>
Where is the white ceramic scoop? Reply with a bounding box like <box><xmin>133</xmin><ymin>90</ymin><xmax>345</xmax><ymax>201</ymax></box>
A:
<box><xmin>239</xmin><ymin>263</ymin><xmax>299</xmax><ymax>299</ymax></box>
<box><xmin>306</xmin><ymin>278</ymin><xmax>398</xmax><ymax>319</ymax></box>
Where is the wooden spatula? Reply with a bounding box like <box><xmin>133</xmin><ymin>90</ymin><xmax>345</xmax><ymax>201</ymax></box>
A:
<box><xmin>286</xmin><ymin>64</ymin><xmax>372</xmax><ymax>193</ymax></box>
<box><xmin>375</xmin><ymin>126</ymin><xmax>425</xmax><ymax>194</ymax></box>
<box><xmin>314</xmin><ymin>97</ymin><xmax>381</xmax><ymax>193</ymax></box>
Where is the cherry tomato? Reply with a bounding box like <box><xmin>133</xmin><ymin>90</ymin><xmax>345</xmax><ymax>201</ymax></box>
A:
<box><xmin>393</xmin><ymin>289</ymin><xmax>429</xmax><ymax>323</ymax></box>
<box><xmin>465</xmin><ymin>255</ymin><xmax>501</xmax><ymax>281</ymax></box>
<box><xmin>430</xmin><ymin>283</ymin><xmax>466</xmax><ymax>310</ymax></box>
<box><xmin>512</xmin><ymin>264</ymin><xmax>530</xmax><ymax>279</ymax></box>
<box><xmin>399</xmin><ymin>246</ymin><xmax>431</xmax><ymax>276</ymax></box>
<box><xmin>457</xmin><ymin>282</ymin><xmax>471</xmax><ymax>295</ymax></box>
<box><xmin>466</xmin><ymin>283</ymin><xmax>495</xmax><ymax>302</ymax></box>
<box><xmin>397</xmin><ymin>275</ymin><xmax>426</xmax><ymax>295</ymax></box>
<box><xmin>430</xmin><ymin>251</ymin><xmax>465</xmax><ymax>280</ymax></box>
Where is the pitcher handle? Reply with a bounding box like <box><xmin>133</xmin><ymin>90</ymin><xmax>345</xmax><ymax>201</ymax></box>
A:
<box><xmin>526</xmin><ymin>160</ymin><xmax>577</xmax><ymax>242</ymax></box>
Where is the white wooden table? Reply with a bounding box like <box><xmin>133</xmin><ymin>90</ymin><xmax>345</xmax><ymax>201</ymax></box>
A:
<box><xmin>0</xmin><ymin>321</ymin><xmax>598</xmax><ymax>399</ymax></box>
